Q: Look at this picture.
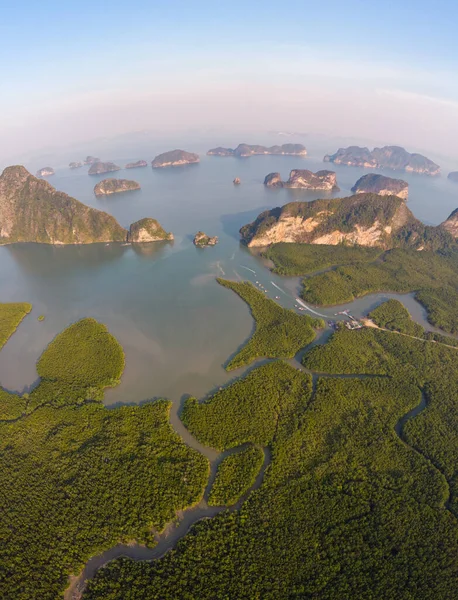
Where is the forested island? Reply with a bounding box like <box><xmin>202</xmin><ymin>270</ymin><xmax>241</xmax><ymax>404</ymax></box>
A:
<box><xmin>88</xmin><ymin>162</ymin><xmax>122</xmax><ymax>175</ymax></box>
<box><xmin>193</xmin><ymin>231</ymin><xmax>218</xmax><ymax>246</ymax></box>
<box><xmin>127</xmin><ymin>218</ymin><xmax>174</xmax><ymax>242</ymax></box>
<box><xmin>94</xmin><ymin>178</ymin><xmax>141</xmax><ymax>196</ymax></box>
<box><xmin>351</xmin><ymin>173</ymin><xmax>408</xmax><ymax>199</ymax></box>
<box><xmin>207</xmin><ymin>143</ymin><xmax>307</xmax><ymax>157</ymax></box>
<box><xmin>125</xmin><ymin>160</ymin><xmax>147</xmax><ymax>169</ymax></box>
<box><xmin>264</xmin><ymin>169</ymin><xmax>339</xmax><ymax>190</ymax></box>
<box><xmin>36</xmin><ymin>166</ymin><xmax>54</xmax><ymax>177</ymax></box>
<box><xmin>151</xmin><ymin>150</ymin><xmax>199</xmax><ymax>168</ymax></box>
<box><xmin>324</xmin><ymin>145</ymin><xmax>440</xmax><ymax>175</ymax></box>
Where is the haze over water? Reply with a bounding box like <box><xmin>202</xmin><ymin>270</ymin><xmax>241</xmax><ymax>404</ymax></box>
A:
<box><xmin>0</xmin><ymin>148</ymin><xmax>457</xmax><ymax>404</ymax></box>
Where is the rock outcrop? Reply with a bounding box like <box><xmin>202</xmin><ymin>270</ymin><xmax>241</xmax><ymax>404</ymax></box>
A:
<box><xmin>127</xmin><ymin>218</ymin><xmax>174</xmax><ymax>243</ymax></box>
<box><xmin>441</xmin><ymin>209</ymin><xmax>458</xmax><ymax>237</ymax></box>
<box><xmin>324</xmin><ymin>145</ymin><xmax>440</xmax><ymax>176</ymax></box>
<box><xmin>240</xmin><ymin>193</ymin><xmax>427</xmax><ymax>249</ymax></box>
<box><xmin>351</xmin><ymin>174</ymin><xmax>408</xmax><ymax>199</ymax></box>
<box><xmin>264</xmin><ymin>169</ymin><xmax>339</xmax><ymax>191</ymax></box>
<box><xmin>207</xmin><ymin>143</ymin><xmax>307</xmax><ymax>157</ymax></box>
<box><xmin>88</xmin><ymin>162</ymin><xmax>121</xmax><ymax>175</ymax></box>
<box><xmin>193</xmin><ymin>231</ymin><xmax>218</xmax><ymax>246</ymax></box>
<box><xmin>151</xmin><ymin>150</ymin><xmax>199</xmax><ymax>168</ymax></box>
<box><xmin>94</xmin><ymin>179</ymin><xmax>141</xmax><ymax>196</ymax></box>
<box><xmin>233</xmin><ymin>177</ymin><xmax>241</xmax><ymax>185</ymax></box>
<box><xmin>125</xmin><ymin>160</ymin><xmax>147</xmax><ymax>169</ymax></box>
<box><xmin>69</xmin><ymin>162</ymin><xmax>83</xmax><ymax>169</ymax></box>
<box><xmin>0</xmin><ymin>166</ymin><xmax>127</xmax><ymax>245</ymax></box>
<box><xmin>84</xmin><ymin>156</ymin><xmax>100</xmax><ymax>165</ymax></box>
<box><xmin>36</xmin><ymin>167</ymin><xmax>54</xmax><ymax>177</ymax></box>
<box><xmin>448</xmin><ymin>172</ymin><xmax>458</xmax><ymax>183</ymax></box>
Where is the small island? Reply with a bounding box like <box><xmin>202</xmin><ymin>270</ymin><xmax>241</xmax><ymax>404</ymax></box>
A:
<box><xmin>193</xmin><ymin>231</ymin><xmax>218</xmax><ymax>246</ymax></box>
<box><xmin>127</xmin><ymin>218</ymin><xmax>174</xmax><ymax>243</ymax></box>
<box><xmin>448</xmin><ymin>172</ymin><xmax>458</xmax><ymax>183</ymax></box>
<box><xmin>69</xmin><ymin>162</ymin><xmax>83</xmax><ymax>169</ymax></box>
<box><xmin>233</xmin><ymin>177</ymin><xmax>241</xmax><ymax>185</ymax></box>
<box><xmin>264</xmin><ymin>169</ymin><xmax>339</xmax><ymax>191</ymax></box>
<box><xmin>207</xmin><ymin>143</ymin><xmax>307</xmax><ymax>158</ymax></box>
<box><xmin>151</xmin><ymin>150</ymin><xmax>199</xmax><ymax>168</ymax></box>
<box><xmin>94</xmin><ymin>178</ymin><xmax>141</xmax><ymax>196</ymax></box>
<box><xmin>125</xmin><ymin>160</ymin><xmax>147</xmax><ymax>169</ymax></box>
<box><xmin>324</xmin><ymin>145</ymin><xmax>440</xmax><ymax>176</ymax></box>
<box><xmin>36</xmin><ymin>167</ymin><xmax>54</xmax><ymax>177</ymax></box>
<box><xmin>84</xmin><ymin>156</ymin><xmax>100</xmax><ymax>165</ymax></box>
<box><xmin>351</xmin><ymin>173</ymin><xmax>408</xmax><ymax>199</ymax></box>
<box><xmin>88</xmin><ymin>162</ymin><xmax>122</xmax><ymax>175</ymax></box>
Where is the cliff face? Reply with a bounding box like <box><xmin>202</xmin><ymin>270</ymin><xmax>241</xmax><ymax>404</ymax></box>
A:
<box><xmin>94</xmin><ymin>179</ymin><xmax>141</xmax><ymax>196</ymax></box>
<box><xmin>0</xmin><ymin>166</ymin><xmax>127</xmax><ymax>245</ymax></box>
<box><xmin>125</xmin><ymin>160</ymin><xmax>147</xmax><ymax>169</ymax></box>
<box><xmin>127</xmin><ymin>218</ymin><xmax>174</xmax><ymax>242</ymax></box>
<box><xmin>351</xmin><ymin>174</ymin><xmax>408</xmax><ymax>199</ymax></box>
<box><xmin>448</xmin><ymin>172</ymin><xmax>458</xmax><ymax>183</ymax></box>
<box><xmin>193</xmin><ymin>231</ymin><xmax>218</xmax><ymax>246</ymax></box>
<box><xmin>240</xmin><ymin>193</ymin><xmax>418</xmax><ymax>249</ymax></box>
<box><xmin>151</xmin><ymin>150</ymin><xmax>199</xmax><ymax>168</ymax></box>
<box><xmin>441</xmin><ymin>209</ymin><xmax>458</xmax><ymax>237</ymax></box>
<box><xmin>88</xmin><ymin>162</ymin><xmax>121</xmax><ymax>175</ymax></box>
<box><xmin>324</xmin><ymin>145</ymin><xmax>440</xmax><ymax>175</ymax></box>
<box><xmin>207</xmin><ymin>143</ymin><xmax>307</xmax><ymax>157</ymax></box>
<box><xmin>264</xmin><ymin>169</ymin><xmax>339</xmax><ymax>191</ymax></box>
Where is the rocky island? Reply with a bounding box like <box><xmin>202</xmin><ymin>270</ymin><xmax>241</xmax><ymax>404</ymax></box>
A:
<box><xmin>207</xmin><ymin>143</ymin><xmax>307</xmax><ymax>158</ymax></box>
<box><xmin>448</xmin><ymin>172</ymin><xmax>458</xmax><ymax>183</ymax></box>
<box><xmin>193</xmin><ymin>231</ymin><xmax>218</xmax><ymax>246</ymax></box>
<box><xmin>127</xmin><ymin>218</ymin><xmax>174</xmax><ymax>243</ymax></box>
<box><xmin>324</xmin><ymin>145</ymin><xmax>440</xmax><ymax>175</ymax></box>
<box><xmin>351</xmin><ymin>173</ymin><xmax>408</xmax><ymax>199</ymax></box>
<box><xmin>151</xmin><ymin>150</ymin><xmax>199</xmax><ymax>168</ymax></box>
<box><xmin>233</xmin><ymin>177</ymin><xmax>241</xmax><ymax>185</ymax></box>
<box><xmin>69</xmin><ymin>162</ymin><xmax>83</xmax><ymax>169</ymax></box>
<box><xmin>84</xmin><ymin>156</ymin><xmax>100</xmax><ymax>165</ymax></box>
<box><xmin>125</xmin><ymin>160</ymin><xmax>147</xmax><ymax>169</ymax></box>
<box><xmin>94</xmin><ymin>178</ymin><xmax>141</xmax><ymax>196</ymax></box>
<box><xmin>240</xmin><ymin>193</ymin><xmax>453</xmax><ymax>250</ymax></box>
<box><xmin>36</xmin><ymin>167</ymin><xmax>54</xmax><ymax>177</ymax></box>
<box><xmin>0</xmin><ymin>166</ymin><xmax>127</xmax><ymax>244</ymax></box>
<box><xmin>88</xmin><ymin>162</ymin><xmax>122</xmax><ymax>175</ymax></box>
<box><xmin>264</xmin><ymin>169</ymin><xmax>339</xmax><ymax>191</ymax></box>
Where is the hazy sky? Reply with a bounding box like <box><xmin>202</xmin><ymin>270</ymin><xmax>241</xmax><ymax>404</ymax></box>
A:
<box><xmin>1</xmin><ymin>0</ymin><xmax>458</xmax><ymax>161</ymax></box>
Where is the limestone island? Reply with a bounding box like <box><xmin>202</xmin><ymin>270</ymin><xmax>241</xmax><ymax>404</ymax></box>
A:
<box><xmin>207</xmin><ymin>143</ymin><xmax>307</xmax><ymax>158</ymax></box>
<box><xmin>94</xmin><ymin>178</ymin><xmax>141</xmax><ymax>196</ymax></box>
<box><xmin>240</xmin><ymin>192</ymin><xmax>457</xmax><ymax>250</ymax></box>
<box><xmin>233</xmin><ymin>177</ymin><xmax>241</xmax><ymax>185</ymax></box>
<box><xmin>448</xmin><ymin>172</ymin><xmax>458</xmax><ymax>183</ymax></box>
<box><xmin>324</xmin><ymin>145</ymin><xmax>440</xmax><ymax>176</ymax></box>
<box><xmin>36</xmin><ymin>167</ymin><xmax>54</xmax><ymax>177</ymax></box>
<box><xmin>127</xmin><ymin>218</ymin><xmax>174</xmax><ymax>243</ymax></box>
<box><xmin>193</xmin><ymin>231</ymin><xmax>218</xmax><ymax>246</ymax></box>
<box><xmin>151</xmin><ymin>149</ymin><xmax>199</xmax><ymax>168</ymax></box>
<box><xmin>264</xmin><ymin>169</ymin><xmax>339</xmax><ymax>191</ymax></box>
<box><xmin>84</xmin><ymin>156</ymin><xmax>100</xmax><ymax>165</ymax></box>
<box><xmin>125</xmin><ymin>160</ymin><xmax>147</xmax><ymax>169</ymax></box>
<box><xmin>0</xmin><ymin>165</ymin><xmax>127</xmax><ymax>244</ymax></box>
<box><xmin>88</xmin><ymin>161</ymin><xmax>122</xmax><ymax>175</ymax></box>
<box><xmin>69</xmin><ymin>162</ymin><xmax>83</xmax><ymax>169</ymax></box>
<box><xmin>351</xmin><ymin>174</ymin><xmax>408</xmax><ymax>199</ymax></box>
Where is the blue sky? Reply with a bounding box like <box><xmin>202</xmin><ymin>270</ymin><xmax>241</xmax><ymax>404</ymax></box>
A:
<box><xmin>1</xmin><ymin>0</ymin><xmax>458</xmax><ymax>159</ymax></box>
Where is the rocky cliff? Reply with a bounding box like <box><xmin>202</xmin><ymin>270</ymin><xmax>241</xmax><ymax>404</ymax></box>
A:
<box><xmin>88</xmin><ymin>162</ymin><xmax>122</xmax><ymax>175</ymax></box>
<box><xmin>94</xmin><ymin>179</ymin><xmax>141</xmax><ymax>196</ymax></box>
<box><xmin>193</xmin><ymin>231</ymin><xmax>218</xmax><ymax>246</ymax></box>
<box><xmin>151</xmin><ymin>150</ymin><xmax>199</xmax><ymax>168</ymax></box>
<box><xmin>127</xmin><ymin>218</ymin><xmax>174</xmax><ymax>242</ymax></box>
<box><xmin>441</xmin><ymin>209</ymin><xmax>458</xmax><ymax>237</ymax></box>
<box><xmin>125</xmin><ymin>160</ymin><xmax>147</xmax><ymax>169</ymax></box>
<box><xmin>324</xmin><ymin>145</ymin><xmax>440</xmax><ymax>175</ymax></box>
<box><xmin>207</xmin><ymin>143</ymin><xmax>307</xmax><ymax>157</ymax></box>
<box><xmin>351</xmin><ymin>174</ymin><xmax>408</xmax><ymax>199</ymax></box>
<box><xmin>0</xmin><ymin>166</ymin><xmax>127</xmax><ymax>245</ymax></box>
<box><xmin>36</xmin><ymin>167</ymin><xmax>54</xmax><ymax>177</ymax></box>
<box><xmin>264</xmin><ymin>169</ymin><xmax>339</xmax><ymax>191</ymax></box>
<box><xmin>448</xmin><ymin>172</ymin><xmax>458</xmax><ymax>183</ymax></box>
<box><xmin>240</xmin><ymin>193</ymin><xmax>425</xmax><ymax>249</ymax></box>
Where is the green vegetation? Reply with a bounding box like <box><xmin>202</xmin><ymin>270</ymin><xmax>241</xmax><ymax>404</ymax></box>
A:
<box><xmin>38</xmin><ymin>314</ymin><xmax>45</xmax><ymax>321</ymax></box>
<box><xmin>264</xmin><ymin>242</ymin><xmax>381</xmax><ymax>275</ymax></box>
<box><xmin>84</xmin><ymin>365</ymin><xmax>458</xmax><ymax>600</ymax></box>
<box><xmin>217</xmin><ymin>278</ymin><xmax>323</xmax><ymax>370</ymax></box>
<box><xmin>368</xmin><ymin>299</ymin><xmax>424</xmax><ymax>337</ymax></box>
<box><xmin>0</xmin><ymin>318</ymin><xmax>208</xmax><ymax>600</ymax></box>
<box><xmin>0</xmin><ymin>302</ymin><xmax>31</xmax><ymax>349</ymax></box>
<box><xmin>208</xmin><ymin>445</ymin><xmax>265</xmax><ymax>506</ymax></box>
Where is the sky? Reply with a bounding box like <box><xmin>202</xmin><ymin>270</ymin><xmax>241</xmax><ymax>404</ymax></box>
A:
<box><xmin>1</xmin><ymin>0</ymin><xmax>458</xmax><ymax>162</ymax></box>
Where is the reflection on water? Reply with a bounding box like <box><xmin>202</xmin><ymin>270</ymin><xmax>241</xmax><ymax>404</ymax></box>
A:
<box><xmin>1</xmin><ymin>154</ymin><xmax>457</xmax><ymax>404</ymax></box>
